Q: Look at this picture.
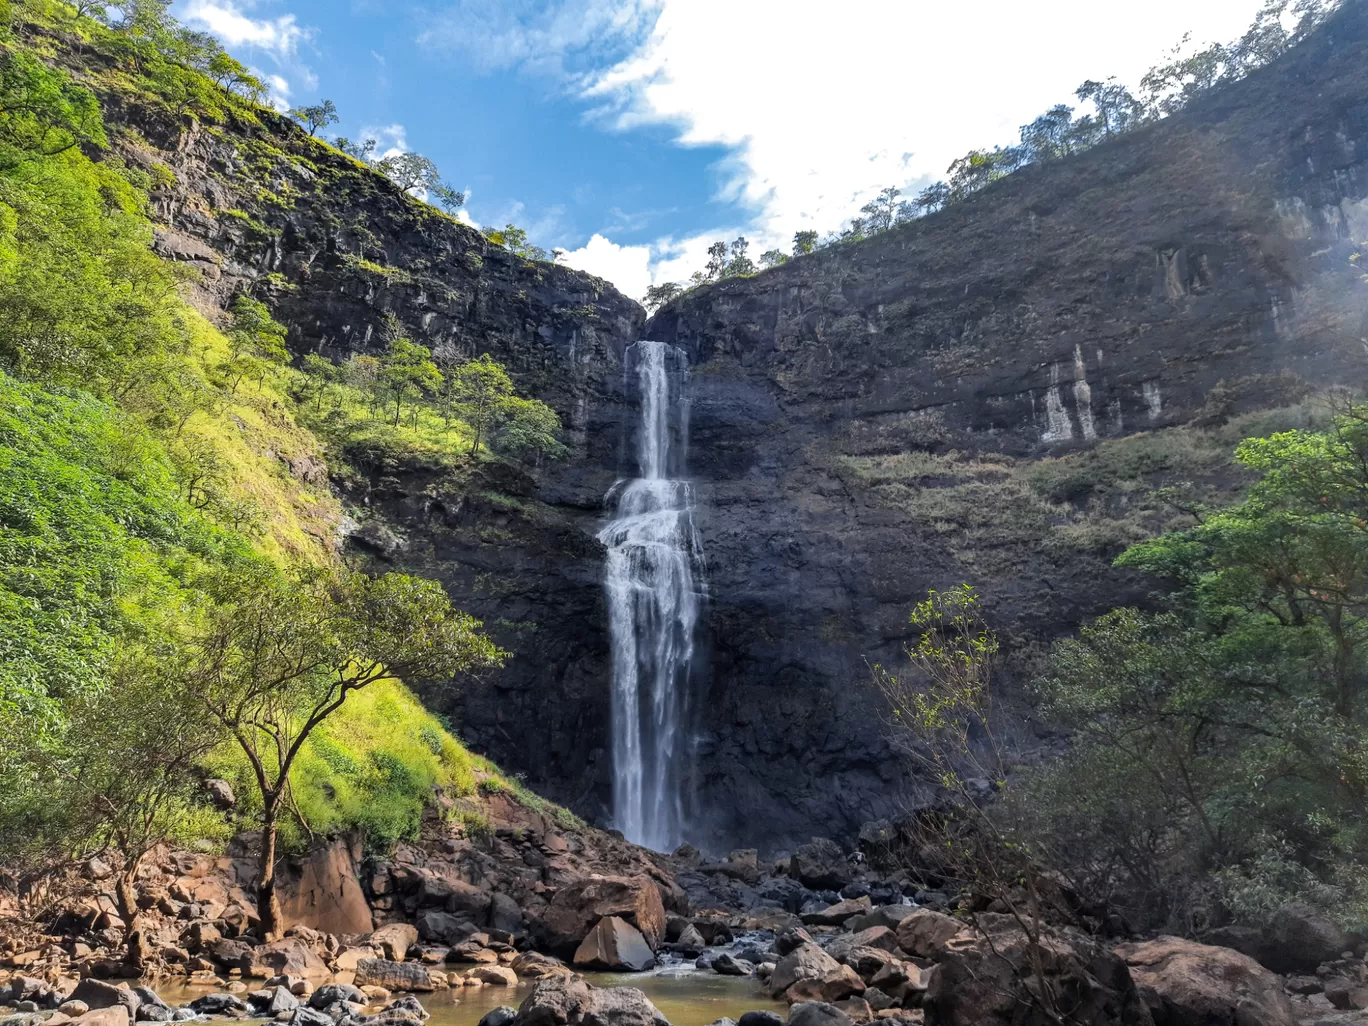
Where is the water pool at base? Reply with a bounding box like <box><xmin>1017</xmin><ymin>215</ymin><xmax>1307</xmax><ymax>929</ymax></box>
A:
<box><xmin>156</xmin><ymin>972</ymin><xmax>784</xmax><ymax>1026</ymax></box>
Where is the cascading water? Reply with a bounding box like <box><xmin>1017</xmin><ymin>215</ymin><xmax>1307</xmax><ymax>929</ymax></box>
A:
<box><xmin>598</xmin><ymin>340</ymin><xmax>706</xmax><ymax>852</ymax></box>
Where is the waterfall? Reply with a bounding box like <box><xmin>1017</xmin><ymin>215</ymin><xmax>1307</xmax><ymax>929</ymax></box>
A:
<box><xmin>598</xmin><ymin>340</ymin><xmax>705</xmax><ymax>852</ymax></box>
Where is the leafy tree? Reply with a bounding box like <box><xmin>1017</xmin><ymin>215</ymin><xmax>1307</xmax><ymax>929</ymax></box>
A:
<box><xmin>491</xmin><ymin>395</ymin><xmax>568</xmax><ymax>466</ymax></box>
<box><xmin>191</xmin><ymin>564</ymin><xmax>504</xmax><ymax>938</ymax></box>
<box><xmin>1019</xmin><ymin>104</ymin><xmax>1079</xmax><ymax>162</ymax></box>
<box><xmin>205</xmin><ymin>50</ymin><xmax>262</xmax><ymax>99</ymax></box>
<box><xmin>222</xmin><ymin>295</ymin><xmax>288</xmax><ymax>393</ymax></box>
<box><xmin>1075</xmin><ymin>78</ymin><xmax>1145</xmax><ymax>138</ymax></box>
<box><xmin>861</xmin><ymin>186</ymin><xmax>902</xmax><ymax>233</ymax></box>
<box><xmin>483</xmin><ymin>223</ymin><xmax>546</xmax><ymax>261</ymax></box>
<box><xmin>792</xmin><ymin>230</ymin><xmax>818</xmax><ymax>256</ymax></box>
<box><xmin>446</xmin><ymin>352</ymin><xmax>513</xmax><ymax>456</ymax></box>
<box><xmin>946</xmin><ymin>146</ymin><xmax>1025</xmax><ymax>201</ymax></box>
<box><xmin>0</xmin><ymin>47</ymin><xmax>107</xmax><ymax>159</ymax></box>
<box><xmin>377</xmin><ymin>151</ymin><xmax>442</xmax><ymax>195</ymax></box>
<box><xmin>914</xmin><ymin>181</ymin><xmax>951</xmax><ymax>215</ymax></box>
<box><xmin>431</xmin><ymin>182</ymin><xmax>465</xmax><ymax>213</ymax></box>
<box><xmin>288</xmin><ymin>99</ymin><xmax>338</xmax><ymax>137</ymax></box>
<box><xmin>704</xmin><ymin>240</ymin><xmax>728</xmax><ymax>280</ymax></box>
<box><xmin>643</xmin><ymin>282</ymin><xmax>683</xmax><ymax>312</ymax></box>
<box><xmin>759</xmin><ymin>250</ymin><xmax>787</xmax><ymax>269</ymax></box>
<box><xmin>335</xmin><ymin>136</ymin><xmax>377</xmax><ymax>162</ymax></box>
<box><xmin>298</xmin><ymin>352</ymin><xmax>341</xmax><ymax>410</ymax></box>
<box><xmin>725</xmin><ymin>236</ymin><xmax>755</xmax><ymax>276</ymax></box>
<box><xmin>377</xmin><ymin>323</ymin><xmax>441</xmax><ymax>426</ymax></box>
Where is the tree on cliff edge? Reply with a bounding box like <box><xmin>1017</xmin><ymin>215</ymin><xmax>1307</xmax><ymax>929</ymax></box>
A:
<box><xmin>192</xmin><ymin>565</ymin><xmax>503</xmax><ymax>939</ymax></box>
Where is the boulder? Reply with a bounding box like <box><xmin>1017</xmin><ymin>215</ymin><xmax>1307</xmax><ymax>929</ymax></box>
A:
<box><xmin>515</xmin><ymin>977</ymin><xmax>593</xmax><ymax>1026</ymax></box>
<box><xmin>279</xmin><ymin>837</ymin><xmax>374</xmax><ymax>937</ymax></box>
<box><xmin>671</xmin><ymin>925</ymin><xmax>706</xmax><ymax>956</ymax></box>
<box><xmin>335</xmin><ymin>947</ymin><xmax>377</xmax><ymax>972</ymax></box>
<box><xmin>417</xmin><ymin>871</ymin><xmax>493</xmax><ymax>922</ymax></box>
<box><xmin>712</xmin><ymin>954</ymin><xmax>755</xmax><ymax>977</ymax></box>
<box><xmin>847</xmin><ymin>907</ymin><xmax>917</xmax><ymax>935</ymax></box>
<box><xmin>867</xmin><ymin>962</ymin><xmax>925</xmax><ymax>1006</ymax></box>
<box><xmin>790</xmin><ymin>840</ymin><xmax>852</xmax><ymax>891</ymax></box>
<box><xmin>802</xmin><ymin>898</ymin><xmax>873</xmax><ymax>928</ymax></box>
<box><xmin>69</xmin><ymin>981</ymin><xmax>138</xmax><ymax>1020</ymax></box>
<box><xmin>478</xmin><ymin>1009</ymin><xmax>519</xmax><ymax>1026</ymax></box>
<box><xmin>471</xmin><ymin>966</ymin><xmax>519</xmax><ymax>987</ymax></box>
<box><xmin>1262</xmin><ymin>903</ymin><xmax>1350</xmax><ymax>974</ymax></box>
<box><xmin>310</xmin><ymin>984</ymin><xmax>366</xmax><ymax>1009</ymax></box>
<box><xmin>1118</xmin><ymin>937</ymin><xmax>1292</xmax><ymax>1026</ymax></box>
<box><xmin>825</xmin><ymin>928</ymin><xmax>899</xmax><ymax>964</ymax></box>
<box><xmin>417</xmin><ymin>911</ymin><xmax>476</xmax><ymax>946</ymax></box>
<box><xmin>511</xmin><ymin>951</ymin><xmax>573</xmax><ymax>980</ymax></box>
<box><xmin>777</xmin><ymin>928</ymin><xmax>815</xmax><ymax>956</ymax></box>
<box><xmin>490</xmin><ymin>894</ymin><xmax>526</xmax><ymax>937</ymax></box>
<box><xmin>894</xmin><ymin>910</ymin><xmax>968</xmax><ymax>959</ymax></box>
<box><xmin>1323</xmin><ymin>977</ymin><xmax>1368</xmax><ymax>1011</ymax></box>
<box><xmin>533</xmin><ymin>876</ymin><xmax>666</xmax><ymax>958</ymax></box>
<box><xmin>210</xmin><ymin>937</ymin><xmax>256</xmax><ymax>971</ymax></box>
<box><xmin>579</xmin><ymin>987</ymin><xmax>671</xmax><ymax>1026</ymax></box>
<box><xmin>772</xmin><ymin>943</ymin><xmax>865</xmax><ymax>1004</ymax></box>
<box><xmin>290</xmin><ymin>1009</ymin><xmax>336</xmax><ymax>1026</ymax></box>
<box><xmin>737</xmin><ymin>1014</ymin><xmax>783</xmax><ymax>1026</ymax></box>
<box><xmin>76</xmin><ymin>1010</ymin><xmax>131</xmax><ymax>1026</ymax></box>
<box><xmin>786</xmin><ymin>1003</ymin><xmax>853</xmax><ymax>1026</ymax></box>
<box><xmin>838</xmin><ymin>948</ymin><xmax>900</xmax><ymax>982</ymax></box>
<box><xmin>923</xmin><ymin>914</ymin><xmax>1151</xmax><ymax>1026</ymax></box>
<box><xmin>251</xmin><ymin>938</ymin><xmax>331</xmax><ymax>979</ymax></box>
<box><xmin>186</xmin><ymin>994</ymin><xmax>249</xmax><ymax>1015</ymax></box>
<box><xmin>830</xmin><ymin>999</ymin><xmax>871</xmax><ymax>1023</ymax></box>
<box><xmin>58</xmin><ymin>1004</ymin><xmax>90</xmax><ymax>1019</ymax></box>
<box><xmin>354</xmin><ymin>959</ymin><xmax>436</xmax><ymax>993</ymax></box>
<box><xmin>574</xmin><ymin>916</ymin><xmax>657</xmax><ymax>972</ymax></box>
<box><xmin>370</xmin><ymin>924</ymin><xmax>420</xmax><ymax>963</ymax></box>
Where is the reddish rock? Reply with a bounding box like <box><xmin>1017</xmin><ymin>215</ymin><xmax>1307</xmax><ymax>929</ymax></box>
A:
<box><xmin>573</xmin><ymin>917</ymin><xmax>656</xmax><ymax>972</ymax></box>
<box><xmin>1119</xmin><ymin>937</ymin><xmax>1293</xmax><ymax>1026</ymax></box>
<box><xmin>894</xmin><ymin>910</ymin><xmax>969</xmax><ymax>960</ymax></box>
<box><xmin>370</xmin><ymin>924</ymin><xmax>420</xmax><ymax>963</ymax></box>
<box><xmin>278</xmin><ymin>837</ymin><xmax>374</xmax><ymax>937</ymax></box>
<box><xmin>532</xmin><ymin>876</ymin><xmax>666</xmax><ymax>957</ymax></box>
<box><xmin>354</xmin><ymin>959</ymin><xmax>437</xmax><ymax>993</ymax></box>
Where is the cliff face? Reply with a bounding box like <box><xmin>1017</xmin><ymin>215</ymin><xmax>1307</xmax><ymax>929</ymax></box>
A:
<box><xmin>80</xmin><ymin>2</ymin><xmax>1368</xmax><ymax>851</ymax></box>
<box><xmin>641</xmin><ymin>1</ymin><xmax>1368</xmax><ymax>846</ymax></box>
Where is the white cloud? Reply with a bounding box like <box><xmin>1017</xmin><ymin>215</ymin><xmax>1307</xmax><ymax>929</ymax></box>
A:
<box><xmin>417</xmin><ymin>0</ymin><xmax>661</xmax><ymax>75</ymax></box>
<box><xmin>358</xmin><ymin>123</ymin><xmax>410</xmax><ymax>160</ymax></box>
<box><xmin>563</xmin><ymin>0</ymin><xmax>1273</xmax><ymax>295</ymax></box>
<box><xmin>181</xmin><ymin>0</ymin><xmax>310</xmax><ymax>62</ymax></box>
<box><xmin>559</xmin><ymin>234</ymin><xmax>653</xmax><ymax>299</ymax></box>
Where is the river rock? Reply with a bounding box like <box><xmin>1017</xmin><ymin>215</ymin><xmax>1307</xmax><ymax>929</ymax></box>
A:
<box><xmin>785</xmin><ymin>1003</ymin><xmax>852</xmax><ymax>1026</ymax></box>
<box><xmin>252</xmin><ymin>938</ymin><xmax>331</xmax><ymax>979</ymax></box>
<box><xmin>846</xmin><ymin>907</ymin><xmax>916</xmax><ymax>934</ymax></box>
<box><xmin>801</xmin><ymin>897</ymin><xmax>872</xmax><ymax>928</ymax></box>
<box><xmin>533</xmin><ymin>876</ymin><xmax>666</xmax><ymax>957</ymax></box>
<box><xmin>290</xmin><ymin>1010</ymin><xmax>336</xmax><ymax>1026</ymax></box>
<box><xmin>478</xmin><ymin>1009</ymin><xmax>519</xmax><ymax>1026</ymax></box>
<box><xmin>417</xmin><ymin>871</ymin><xmax>492</xmax><ymax>923</ymax></box>
<box><xmin>511</xmin><ymin>951</ymin><xmax>573</xmax><ymax>980</ymax></box>
<box><xmin>771</xmin><ymin>943</ymin><xmax>865</xmax><ymax>1004</ymax></box>
<box><xmin>186</xmin><ymin>994</ymin><xmax>249</xmax><ymax>1015</ymax></box>
<box><xmin>776</xmin><ymin>928</ymin><xmax>814</xmax><ymax>956</ymax></box>
<box><xmin>1118</xmin><ymin>937</ymin><xmax>1292</xmax><ymax>1026</ymax></box>
<box><xmin>69</xmin><ymin>981</ymin><xmax>139</xmax><ymax>1020</ymax></box>
<box><xmin>1263</xmin><ymin>903</ymin><xmax>1351</xmax><ymax>973</ymax></box>
<box><xmin>354</xmin><ymin>959</ymin><xmax>436</xmax><ymax>993</ymax></box>
<box><xmin>790</xmin><ymin>841</ymin><xmax>851</xmax><ymax>891</ymax></box>
<box><xmin>712</xmin><ymin>954</ymin><xmax>754</xmax><ymax>977</ymax></box>
<box><xmin>471</xmin><ymin>966</ymin><xmax>518</xmax><ymax>987</ymax></box>
<box><xmin>573</xmin><ymin>917</ymin><xmax>656</xmax><ymax>972</ymax></box>
<box><xmin>894</xmin><ymin>910</ymin><xmax>968</xmax><ymax>959</ymax></box>
<box><xmin>370</xmin><ymin>925</ymin><xmax>420</xmax><ymax>963</ymax></box>
<box><xmin>737</xmin><ymin>1014</ymin><xmax>783</xmax><ymax>1026</ymax></box>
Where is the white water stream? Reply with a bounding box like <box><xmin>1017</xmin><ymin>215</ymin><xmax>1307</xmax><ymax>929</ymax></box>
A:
<box><xmin>598</xmin><ymin>341</ymin><xmax>706</xmax><ymax>852</ymax></box>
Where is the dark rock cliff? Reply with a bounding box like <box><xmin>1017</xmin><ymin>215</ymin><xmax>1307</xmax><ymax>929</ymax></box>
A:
<box><xmin>74</xmin><ymin>1</ymin><xmax>1368</xmax><ymax>851</ymax></box>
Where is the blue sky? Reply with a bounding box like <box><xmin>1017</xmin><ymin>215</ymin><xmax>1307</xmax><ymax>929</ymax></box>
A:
<box><xmin>174</xmin><ymin>0</ymin><xmax>1273</xmax><ymax>301</ymax></box>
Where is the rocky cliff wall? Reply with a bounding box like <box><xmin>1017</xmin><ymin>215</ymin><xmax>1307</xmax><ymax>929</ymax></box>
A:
<box><xmin>641</xmin><ymin>0</ymin><xmax>1368</xmax><ymax>848</ymax></box>
<box><xmin>70</xmin><ymin>1</ymin><xmax>1368</xmax><ymax>852</ymax></box>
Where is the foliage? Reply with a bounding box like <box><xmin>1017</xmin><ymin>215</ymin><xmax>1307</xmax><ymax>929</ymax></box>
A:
<box><xmin>483</xmin><ymin>223</ymin><xmax>547</xmax><ymax>261</ymax></box>
<box><xmin>642</xmin><ymin>282</ymin><xmax>682</xmax><ymax>312</ymax></box>
<box><xmin>288</xmin><ymin>99</ymin><xmax>337</xmax><ymax>137</ymax></box>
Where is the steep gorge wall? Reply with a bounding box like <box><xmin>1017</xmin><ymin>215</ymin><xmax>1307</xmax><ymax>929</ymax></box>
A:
<box><xmin>643</xmin><ymin>0</ymin><xmax>1368</xmax><ymax>848</ymax></box>
<box><xmin>74</xmin><ymin>2</ymin><xmax>1368</xmax><ymax>852</ymax></box>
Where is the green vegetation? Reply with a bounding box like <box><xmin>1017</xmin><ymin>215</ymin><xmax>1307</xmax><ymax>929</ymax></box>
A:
<box><xmin>0</xmin><ymin>0</ymin><xmax>580</xmax><ymax>927</ymax></box>
<box><xmin>878</xmin><ymin>398</ymin><xmax>1368</xmax><ymax>937</ymax></box>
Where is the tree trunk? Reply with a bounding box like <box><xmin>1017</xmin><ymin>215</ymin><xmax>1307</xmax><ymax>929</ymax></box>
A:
<box><xmin>257</xmin><ymin>800</ymin><xmax>283</xmax><ymax>941</ymax></box>
<box><xmin>115</xmin><ymin>857</ymin><xmax>142</xmax><ymax>935</ymax></box>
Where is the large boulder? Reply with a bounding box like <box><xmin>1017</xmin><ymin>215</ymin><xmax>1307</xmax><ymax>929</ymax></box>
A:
<box><xmin>790</xmin><ymin>840</ymin><xmax>851</xmax><ymax>891</ymax></box>
<box><xmin>278</xmin><ymin>836</ymin><xmax>374</xmax><ymax>936</ymax></box>
<box><xmin>801</xmin><ymin>897</ymin><xmax>872</xmax><ymax>928</ymax></box>
<box><xmin>418</xmin><ymin>871</ymin><xmax>493</xmax><ymax>922</ymax></box>
<box><xmin>354</xmin><ymin>959</ymin><xmax>437</xmax><ymax>993</ymax></box>
<box><xmin>894</xmin><ymin>909</ymin><xmax>969</xmax><ymax>959</ymax></box>
<box><xmin>370</xmin><ymin>924</ymin><xmax>420</xmax><ymax>962</ymax></box>
<box><xmin>532</xmin><ymin>876</ymin><xmax>666</xmax><ymax>958</ymax></box>
<box><xmin>417</xmin><ymin>911</ymin><xmax>476</xmax><ymax>946</ymax></box>
<box><xmin>250</xmin><ymin>938</ymin><xmax>331</xmax><ymax>979</ymax></box>
<box><xmin>771</xmin><ymin>943</ymin><xmax>865</xmax><ymax>1005</ymax></box>
<box><xmin>574</xmin><ymin>917</ymin><xmax>657</xmax><ymax>972</ymax></box>
<box><xmin>69</xmin><ymin>981</ymin><xmax>139</xmax><ymax>1020</ymax></box>
<box><xmin>923</xmin><ymin>915</ymin><xmax>1152</xmax><ymax>1026</ymax></box>
<box><xmin>511</xmin><ymin>952</ymin><xmax>574</xmax><ymax>980</ymax></box>
<box><xmin>1118</xmin><ymin>937</ymin><xmax>1293</xmax><ymax>1026</ymax></box>
<box><xmin>513</xmin><ymin>977</ymin><xmax>670</xmax><ymax>1026</ymax></box>
<box><xmin>1262</xmin><ymin>903</ymin><xmax>1350</xmax><ymax>974</ymax></box>
<box><xmin>785</xmin><ymin>1003</ymin><xmax>852</xmax><ymax>1026</ymax></box>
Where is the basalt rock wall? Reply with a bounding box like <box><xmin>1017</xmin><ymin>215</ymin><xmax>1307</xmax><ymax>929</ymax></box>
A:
<box><xmin>643</xmin><ymin>0</ymin><xmax>1368</xmax><ymax>848</ymax></box>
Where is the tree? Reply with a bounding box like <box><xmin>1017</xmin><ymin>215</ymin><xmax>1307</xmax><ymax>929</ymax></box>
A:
<box><xmin>704</xmin><ymin>240</ymin><xmax>728</xmax><ymax>280</ymax></box>
<box><xmin>792</xmin><ymin>230</ymin><xmax>818</xmax><ymax>257</ymax></box>
<box><xmin>205</xmin><ymin>50</ymin><xmax>263</xmax><ymax>99</ymax></box>
<box><xmin>0</xmin><ymin>48</ymin><xmax>107</xmax><ymax>159</ymax></box>
<box><xmin>491</xmin><ymin>395</ymin><xmax>567</xmax><ymax>466</ymax></box>
<box><xmin>376</xmin><ymin>151</ymin><xmax>442</xmax><ymax>196</ymax></box>
<box><xmin>914</xmin><ymin>181</ymin><xmax>951</xmax><ymax>215</ymax></box>
<box><xmin>335</xmin><ymin>136</ymin><xmax>377</xmax><ymax>162</ymax></box>
<box><xmin>643</xmin><ymin>282</ymin><xmax>683</xmax><ymax>312</ymax></box>
<box><xmin>484</xmin><ymin>223</ymin><xmax>547</xmax><ymax>261</ymax></box>
<box><xmin>222</xmin><ymin>295</ymin><xmax>288</xmax><ymax>393</ymax></box>
<box><xmin>431</xmin><ymin>183</ymin><xmax>465</xmax><ymax>214</ymax></box>
<box><xmin>376</xmin><ymin>323</ymin><xmax>441</xmax><ymax>427</ymax></box>
<box><xmin>759</xmin><ymin>250</ymin><xmax>787</xmax><ymax>269</ymax></box>
<box><xmin>725</xmin><ymin>236</ymin><xmax>755</xmax><ymax>277</ymax></box>
<box><xmin>1075</xmin><ymin>78</ymin><xmax>1145</xmax><ymax>138</ymax></box>
<box><xmin>861</xmin><ymin>186</ymin><xmax>902</xmax><ymax>233</ymax></box>
<box><xmin>946</xmin><ymin>146</ymin><xmax>1025</xmax><ymax>201</ymax></box>
<box><xmin>288</xmin><ymin>99</ymin><xmax>338</xmax><ymax>138</ymax></box>
<box><xmin>446</xmin><ymin>353</ymin><xmax>514</xmax><ymax>456</ymax></box>
<box><xmin>298</xmin><ymin>352</ymin><xmax>341</xmax><ymax>410</ymax></box>
<box><xmin>1018</xmin><ymin>104</ymin><xmax>1078</xmax><ymax>162</ymax></box>
<box><xmin>192</xmin><ymin>565</ymin><xmax>504</xmax><ymax>938</ymax></box>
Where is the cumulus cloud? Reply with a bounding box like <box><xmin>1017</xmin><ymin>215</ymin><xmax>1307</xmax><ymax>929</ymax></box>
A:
<box><xmin>558</xmin><ymin>233</ymin><xmax>654</xmax><ymax>300</ymax></box>
<box><xmin>585</xmin><ymin>0</ymin><xmax>1270</xmax><ymax>270</ymax></box>
<box><xmin>180</xmin><ymin>0</ymin><xmax>310</xmax><ymax>61</ymax></box>
<box><xmin>417</xmin><ymin>0</ymin><xmax>661</xmax><ymax>76</ymax></box>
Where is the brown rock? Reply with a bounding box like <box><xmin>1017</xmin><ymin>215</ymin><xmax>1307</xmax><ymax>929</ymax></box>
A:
<box><xmin>470</xmin><ymin>966</ymin><xmax>518</xmax><ymax>987</ymax></box>
<box><xmin>773</xmin><ymin>943</ymin><xmax>865</xmax><ymax>1004</ymax></box>
<box><xmin>69</xmin><ymin>980</ymin><xmax>138</xmax><ymax>1019</ymax></box>
<box><xmin>833</xmin><ymin>998</ymin><xmax>874</xmax><ymax>1022</ymax></box>
<box><xmin>803</xmin><ymin>897</ymin><xmax>874</xmax><ymax>928</ymax></box>
<box><xmin>370</xmin><ymin>924</ymin><xmax>420</xmax><ymax>963</ymax></box>
<box><xmin>894</xmin><ymin>911</ymin><xmax>969</xmax><ymax>960</ymax></box>
<box><xmin>74</xmin><ymin>1008</ymin><xmax>130</xmax><ymax>1026</ymax></box>
<box><xmin>516</xmin><ymin>976</ymin><xmax>593</xmax><ymax>1026</ymax></box>
<box><xmin>334</xmin><ymin>947</ymin><xmax>376</xmax><ymax>972</ymax></box>
<box><xmin>353</xmin><ymin>959</ymin><xmax>435</xmax><ymax>993</ymax></box>
<box><xmin>1118</xmin><ymin>936</ymin><xmax>1293</xmax><ymax>1026</ymax></box>
<box><xmin>573</xmin><ymin>917</ymin><xmax>656</xmax><ymax>972</ymax></box>
<box><xmin>532</xmin><ymin>876</ymin><xmax>666</xmax><ymax>958</ymax></box>
<box><xmin>510</xmin><ymin>951</ymin><xmax>572</xmax><ymax>980</ymax></box>
<box><xmin>278</xmin><ymin>838</ymin><xmax>374</xmax><ymax>937</ymax></box>
<box><xmin>250</xmin><ymin>938</ymin><xmax>331</xmax><ymax>980</ymax></box>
